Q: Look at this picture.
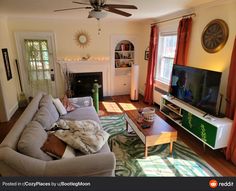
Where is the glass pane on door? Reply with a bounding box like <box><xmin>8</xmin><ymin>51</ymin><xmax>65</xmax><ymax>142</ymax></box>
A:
<box><xmin>24</xmin><ymin>39</ymin><xmax>53</xmax><ymax>96</ymax></box>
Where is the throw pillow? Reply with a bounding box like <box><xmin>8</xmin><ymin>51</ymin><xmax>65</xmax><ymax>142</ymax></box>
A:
<box><xmin>52</xmin><ymin>98</ymin><xmax>67</xmax><ymax>115</ymax></box>
<box><xmin>39</xmin><ymin>95</ymin><xmax>59</xmax><ymax>121</ymax></box>
<box><xmin>17</xmin><ymin>121</ymin><xmax>53</xmax><ymax>161</ymax></box>
<box><xmin>41</xmin><ymin>134</ymin><xmax>75</xmax><ymax>159</ymax></box>
<box><xmin>33</xmin><ymin>106</ymin><xmax>57</xmax><ymax>130</ymax></box>
<box><xmin>60</xmin><ymin>95</ymin><xmax>75</xmax><ymax>112</ymax></box>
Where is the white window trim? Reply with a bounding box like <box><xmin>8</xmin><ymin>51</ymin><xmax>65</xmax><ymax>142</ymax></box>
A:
<box><xmin>155</xmin><ymin>32</ymin><xmax>177</xmax><ymax>85</ymax></box>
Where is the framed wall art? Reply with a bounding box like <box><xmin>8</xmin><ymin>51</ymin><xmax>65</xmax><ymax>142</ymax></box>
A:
<box><xmin>75</xmin><ymin>30</ymin><xmax>91</xmax><ymax>48</ymax></box>
<box><xmin>144</xmin><ymin>50</ymin><xmax>149</xmax><ymax>60</ymax></box>
<box><xmin>144</xmin><ymin>46</ymin><xmax>149</xmax><ymax>60</ymax></box>
<box><xmin>201</xmin><ymin>19</ymin><xmax>229</xmax><ymax>53</ymax></box>
<box><xmin>2</xmin><ymin>48</ymin><xmax>12</xmax><ymax>81</ymax></box>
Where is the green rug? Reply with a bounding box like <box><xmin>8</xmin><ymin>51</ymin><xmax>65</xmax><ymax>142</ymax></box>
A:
<box><xmin>100</xmin><ymin>115</ymin><xmax>221</xmax><ymax>177</ymax></box>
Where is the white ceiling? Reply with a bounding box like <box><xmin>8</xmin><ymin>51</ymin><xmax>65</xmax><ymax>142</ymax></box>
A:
<box><xmin>0</xmin><ymin>0</ymin><xmax>220</xmax><ymax>20</ymax></box>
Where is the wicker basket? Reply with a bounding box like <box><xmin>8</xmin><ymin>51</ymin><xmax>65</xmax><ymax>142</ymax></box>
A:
<box><xmin>142</xmin><ymin>107</ymin><xmax>155</xmax><ymax>122</ymax></box>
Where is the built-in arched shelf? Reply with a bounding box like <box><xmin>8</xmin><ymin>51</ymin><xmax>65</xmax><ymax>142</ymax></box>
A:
<box><xmin>110</xmin><ymin>35</ymin><xmax>138</xmax><ymax>96</ymax></box>
<box><xmin>114</xmin><ymin>40</ymin><xmax>134</xmax><ymax>68</ymax></box>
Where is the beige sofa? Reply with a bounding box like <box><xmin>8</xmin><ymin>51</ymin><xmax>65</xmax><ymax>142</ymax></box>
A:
<box><xmin>0</xmin><ymin>92</ymin><xmax>115</xmax><ymax>176</ymax></box>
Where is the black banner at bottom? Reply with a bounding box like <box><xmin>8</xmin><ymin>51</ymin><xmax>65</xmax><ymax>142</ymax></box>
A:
<box><xmin>0</xmin><ymin>177</ymin><xmax>236</xmax><ymax>191</ymax></box>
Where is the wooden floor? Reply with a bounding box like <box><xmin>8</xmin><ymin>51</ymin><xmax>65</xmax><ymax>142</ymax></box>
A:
<box><xmin>0</xmin><ymin>107</ymin><xmax>25</xmax><ymax>143</ymax></box>
<box><xmin>1</xmin><ymin>95</ymin><xmax>236</xmax><ymax>176</ymax></box>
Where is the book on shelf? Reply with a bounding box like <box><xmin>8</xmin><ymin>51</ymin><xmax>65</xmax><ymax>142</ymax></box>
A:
<box><xmin>169</xmin><ymin>112</ymin><xmax>182</xmax><ymax>120</ymax></box>
<box><xmin>167</xmin><ymin>103</ymin><xmax>180</xmax><ymax>112</ymax></box>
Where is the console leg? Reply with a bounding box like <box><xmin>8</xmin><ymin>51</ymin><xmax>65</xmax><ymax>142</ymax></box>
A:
<box><xmin>126</xmin><ymin>121</ymin><xmax>128</xmax><ymax>131</ymax></box>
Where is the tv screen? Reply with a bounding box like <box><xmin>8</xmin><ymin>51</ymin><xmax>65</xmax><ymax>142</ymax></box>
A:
<box><xmin>170</xmin><ymin>65</ymin><xmax>222</xmax><ymax>116</ymax></box>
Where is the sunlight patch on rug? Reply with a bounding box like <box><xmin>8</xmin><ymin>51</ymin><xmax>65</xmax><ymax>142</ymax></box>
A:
<box><xmin>100</xmin><ymin>115</ymin><xmax>221</xmax><ymax>177</ymax></box>
<box><xmin>136</xmin><ymin>156</ymin><xmax>176</xmax><ymax>176</ymax></box>
<box><xmin>167</xmin><ymin>157</ymin><xmax>208</xmax><ymax>176</ymax></box>
<box><xmin>102</xmin><ymin>102</ymin><xmax>122</xmax><ymax>113</ymax></box>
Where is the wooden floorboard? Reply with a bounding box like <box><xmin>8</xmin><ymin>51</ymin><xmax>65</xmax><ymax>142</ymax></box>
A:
<box><xmin>0</xmin><ymin>107</ymin><xmax>25</xmax><ymax>143</ymax></box>
<box><xmin>1</xmin><ymin>95</ymin><xmax>236</xmax><ymax>176</ymax></box>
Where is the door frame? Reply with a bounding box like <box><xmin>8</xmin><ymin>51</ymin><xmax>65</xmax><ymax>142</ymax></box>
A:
<box><xmin>15</xmin><ymin>32</ymin><xmax>57</xmax><ymax>97</ymax></box>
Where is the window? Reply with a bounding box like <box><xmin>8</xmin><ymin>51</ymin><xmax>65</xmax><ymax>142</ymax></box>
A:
<box><xmin>24</xmin><ymin>39</ymin><xmax>50</xmax><ymax>80</ymax></box>
<box><xmin>155</xmin><ymin>33</ymin><xmax>177</xmax><ymax>84</ymax></box>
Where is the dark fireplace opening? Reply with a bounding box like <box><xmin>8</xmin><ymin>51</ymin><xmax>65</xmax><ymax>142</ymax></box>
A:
<box><xmin>70</xmin><ymin>72</ymin><xmax>103</xmax><ymax>100</ymax></box>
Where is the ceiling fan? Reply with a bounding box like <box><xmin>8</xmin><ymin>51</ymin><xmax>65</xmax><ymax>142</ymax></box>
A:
<box><xmin>54</xmin><ymin>0</ymin><xmax>138</xmax><ymax>19</ymax></box>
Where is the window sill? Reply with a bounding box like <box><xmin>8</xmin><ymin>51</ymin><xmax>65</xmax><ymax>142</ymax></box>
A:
<box><xmin>154</xmin><ymin>79</ymin><xmax>170</xmax><ymax>93</ymax></box>
<box><xmin>154</xmin><ymin>79</ymin><xmax>170</xmax><ymax>86</ymax></box>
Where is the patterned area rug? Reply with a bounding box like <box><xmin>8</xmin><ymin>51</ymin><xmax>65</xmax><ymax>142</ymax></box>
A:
<box><xmin>100</xmin><ymin>115</ymin><xmax>221</xmax><ymax>177</ymax></box>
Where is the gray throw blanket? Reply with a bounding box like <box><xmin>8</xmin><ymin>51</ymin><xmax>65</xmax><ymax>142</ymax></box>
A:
<box><xmin>53</xmin><ymin>119</ymin><xmax>109</xmax><ymax>154</ymax></box>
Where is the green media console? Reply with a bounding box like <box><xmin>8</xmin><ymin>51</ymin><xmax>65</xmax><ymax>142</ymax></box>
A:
<box><xmin>160</xmin><ymin>95</ymin><xmax>233</xmax><ymax>149</ymax></box>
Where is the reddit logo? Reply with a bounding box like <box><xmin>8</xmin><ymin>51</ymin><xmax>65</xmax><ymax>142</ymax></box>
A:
<box><xmin>209</xmin><ymin>179</ymin><xmax>218</xmax><ymax>189</ymax></box>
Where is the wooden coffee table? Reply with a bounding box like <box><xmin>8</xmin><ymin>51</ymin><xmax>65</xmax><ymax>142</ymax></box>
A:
<box><xmin>124</xmin><ymin>110</ymin><xmax>177</xmax><ymax>158</ymax></box>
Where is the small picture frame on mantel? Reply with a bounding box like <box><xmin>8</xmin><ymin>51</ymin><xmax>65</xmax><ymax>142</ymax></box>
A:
<box><xmin>2</xmin><ymin>48</ymin><xmax>12</xmax><ymax>81</ymax></box>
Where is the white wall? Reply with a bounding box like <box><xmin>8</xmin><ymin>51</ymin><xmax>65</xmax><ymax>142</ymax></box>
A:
<box><xmin>0</xmin><ymin>17</ymin><xmax>18</xmax><ymax>122</ymax></box>
<box><xmin>1</xmin><ymin>0</ymin><xmax>235</xmax><ymax>121</ymax></box>
<box><xmin>137</xmin><ymin>21</ymin><xmax>151</xmax><ymax>95</ymax></box>
<box><xmin>138</xmin><ymin>1</ymin><xmax>236</xmax><ymax>113</ymax></box>
<box><xmin>7</xmin><ymin>17</ymin><xmax>144</xmax><ymax>97</ymax></box>
<box><xmin>188</xmin><ymin>0</ymin><xmax>236</xmax><ymax>113</ymax></box>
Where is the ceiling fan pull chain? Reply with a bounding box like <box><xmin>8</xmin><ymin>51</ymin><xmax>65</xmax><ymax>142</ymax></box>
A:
<box><xmin>97</xmin><ymin>19</ymin><xmax>102</xmax><ymax>35</ymax></box>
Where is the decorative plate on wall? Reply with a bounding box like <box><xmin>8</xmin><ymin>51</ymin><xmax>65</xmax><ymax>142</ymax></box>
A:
<box><xmin>75</xmin><ymin>31</ymin><xmax>90</xmax><ymax>48</ymax></box>
<box><xmin>201</xmin><ymin>19</ymin><xmax>229</xmax><ymax>53</ymax></box>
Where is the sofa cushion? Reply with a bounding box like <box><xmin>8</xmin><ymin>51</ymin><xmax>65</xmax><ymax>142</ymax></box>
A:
<box><xmin>17</xmin><ymin>121</ymin><xmax>53</xmax><ymax>161</ymax></box>
<box><xmin>69</xmin><ymin>97</ymin><xmax>92</xmax><ymax>107</ymax></box>
<box><xmin>61</xmin><ymin>106</ymin><xmax>100</xmax><ymax>123</ymax></box>
<box><xmin>39</xmin><ymin>95</ymin><xmax>59</xmax><ymax>121</ymax></box>
<box><xmin>33</xmin><ymin>106</ymin><xmax>57</xmax><ymax>130</ymax></box>
<box><xmin>41</xmin><ymin>134</ymin><xmax>75</xmax><ymax>159</ymax></box>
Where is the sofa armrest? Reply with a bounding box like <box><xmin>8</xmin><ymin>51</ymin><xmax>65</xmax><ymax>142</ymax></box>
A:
<box><xmin>0</xmin><ymin>147</ymin><xmax>116</xmax><ymax>176</ymax></box>
<box><xmin>68</xmin><ymin>96</ymin><xmax>93</xmax><ymax>107</ymax></box>
<box><xmin>0</xmin><ymin>147</ymin><xmax>46</xmax><ymax>176</ymax></box>
<box><xmin>44</xmin><ymin>152</ymin><xmax>116</xmax><ymax>176</ymax></box>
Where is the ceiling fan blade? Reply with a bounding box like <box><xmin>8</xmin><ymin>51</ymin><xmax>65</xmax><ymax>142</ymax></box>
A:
<box><xmin>104</xmin><ymin>7</ymin><xmax>132</xmax><ymax>17</ymax></box>
<box><xmin>72</xmin><ymin>1</ymin><xmax>90</xmax><ymax>5</ymax></box>
<box><xmin>104</xmin><ymin>4</ymin><xmax>137</xmax><ymax>9</ymax></box>
<box><xmin>54</xmin><ymin>7</ymin><xmax>91</xmax><ymax>12</ymax></box>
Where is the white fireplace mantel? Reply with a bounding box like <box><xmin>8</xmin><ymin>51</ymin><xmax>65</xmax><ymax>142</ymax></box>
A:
<box><xmin>58</xmin><ymin>60</ymin><xmax>111</xmax><ymax>96</ymax></box>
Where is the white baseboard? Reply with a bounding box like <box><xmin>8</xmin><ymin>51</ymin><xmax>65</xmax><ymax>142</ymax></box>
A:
<box><xmin>7</xmin><ymin>103</ymin><xmax>19</xmax><ymax>121</ymax></box>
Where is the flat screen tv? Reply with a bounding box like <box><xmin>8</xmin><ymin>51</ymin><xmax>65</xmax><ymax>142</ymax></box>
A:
<box><xmin>170</xmin><ymin>65</ymin><xmax>222</xmax><ymax>116</ymax></box>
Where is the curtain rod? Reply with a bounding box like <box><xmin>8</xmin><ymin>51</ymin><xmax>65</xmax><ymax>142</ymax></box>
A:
<box><xmin>151</xmin><ymin>13</ymin><xmax>196</xmax><ymax>26</ymax></box>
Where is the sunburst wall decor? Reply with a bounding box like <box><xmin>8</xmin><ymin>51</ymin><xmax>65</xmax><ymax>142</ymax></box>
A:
<box><xmin>75</xmin><ymin>30</ymin><xmax>91</xmax><ymax>48</ymax></box>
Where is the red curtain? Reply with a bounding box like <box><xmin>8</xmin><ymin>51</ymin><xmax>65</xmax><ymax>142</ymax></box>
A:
<box><xmin>174</xmin><ymin>17</ymin><xmax>192</xmax><ymax>66</ymax></box>
<box><xmin>226</xmin><ymin>112</ymin><xmax>236</xmax><ymax>165</ymax></box>
<box><xmin>226</xmin><ymin>37</ymin><xmax>236</xmax><ymax>119</ymax></box>
<box><xmin>144</xmin><ymin>25</ymin><xmax>159</xmax><ymax>105</ymax></box>
<box><xmin>226</xmin><ymin>37</ymin><xmax>236</xmax><ymax>165</ymax></box>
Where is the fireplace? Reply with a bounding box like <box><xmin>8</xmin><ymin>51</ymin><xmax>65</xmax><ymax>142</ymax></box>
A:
<box><xmin>70</xmin><ymin>72</ymin><xmax>103</xmax><ymax>100</ymax></box>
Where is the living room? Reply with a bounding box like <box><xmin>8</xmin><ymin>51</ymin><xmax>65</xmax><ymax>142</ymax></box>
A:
<box><xmin>0</xmin><ymin>0</ymin><xmax>236</xmax><ymax>189</ymax></box>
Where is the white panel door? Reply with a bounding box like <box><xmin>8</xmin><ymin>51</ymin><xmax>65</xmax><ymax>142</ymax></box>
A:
<box><xmin>15</xmin><ymin>32</ymin><xmax>57</xmax><ymax>98</ymax></box>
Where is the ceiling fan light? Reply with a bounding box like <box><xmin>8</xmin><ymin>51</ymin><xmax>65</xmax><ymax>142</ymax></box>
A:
<box><xmin>89</xmin><ymin>10</ymin><xmax>107</xmax><ymax>19</ymax></box>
